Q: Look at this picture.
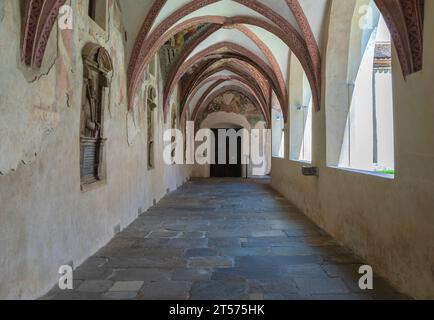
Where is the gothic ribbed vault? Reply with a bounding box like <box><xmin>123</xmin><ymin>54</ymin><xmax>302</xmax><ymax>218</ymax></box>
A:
<box><xmin>21</xmin><ymin>0</ymin><xmax>424</xmax><ymax>125</ymax></box>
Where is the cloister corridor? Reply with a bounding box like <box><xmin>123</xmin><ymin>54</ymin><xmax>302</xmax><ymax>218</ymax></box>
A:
<box><xmin>42</xmin><ymin>179</ymin><xmax>405</xmax><ymax>300</ymax></box>
<box><xmin>2</xmin><ymin>0</ymin><xmax>434</xmax><ymax>302</ymax></box>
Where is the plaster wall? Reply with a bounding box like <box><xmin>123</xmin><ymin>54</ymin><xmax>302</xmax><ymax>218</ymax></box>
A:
<box><xmin>272</xmin><ymin>0</ymin><xmax>434</xmax><ymax>299</ymax></box>
<box><xmin>0</xmin><ymin>0</ymin><xmax>191</xmax><ymax>299</ymax></box>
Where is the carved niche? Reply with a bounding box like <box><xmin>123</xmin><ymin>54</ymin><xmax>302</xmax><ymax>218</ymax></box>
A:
<box><xmin>80</xmin><ymin>43</ymin><xmax>113</xmax><ymax>188</ymax></box>
<box><xmin>147</xmin><ymin>86</ymin><xmax>157</xmax><ymax>170</ymax></box>
<box><xmin>170</xmin><ymin>103</ymin><xmax>178</xmax><ymax>160</ymax></box>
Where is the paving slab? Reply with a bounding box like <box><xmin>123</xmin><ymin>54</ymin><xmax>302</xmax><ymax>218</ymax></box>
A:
<box><xmin>41</xmin><ymin>178</ymin><xmax>407</xmax><ymax>300</ymax></box>
<box><xmin>109</xmin><ymin>281</ymin><xmax>144</xmax><ymax>292</ymax></box>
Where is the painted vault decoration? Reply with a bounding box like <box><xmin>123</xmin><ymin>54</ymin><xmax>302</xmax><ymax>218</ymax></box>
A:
<box><xmin>159</xmin><ymin>24</ymin><xmax>211</xmax><ymax>82</ymax></box>
<box><xmin>197</xmin><ymin>91</ymin><xmax>264</xmax><ymax>128</ymax></box>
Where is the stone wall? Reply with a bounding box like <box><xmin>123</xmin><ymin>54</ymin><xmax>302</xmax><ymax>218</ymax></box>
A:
<box><xmin>271</xmin><ymin>0</ymin><xmax>434</xmax><ymax>299</ymax></box>
<box><xmin>0</xmin><ymin>0</ymin><xmax>191</xmax><ymax>299</ymax></box>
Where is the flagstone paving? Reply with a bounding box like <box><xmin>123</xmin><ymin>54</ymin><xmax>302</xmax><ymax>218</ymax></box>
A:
<box><xmin>42</xmin><ymin>178</ymin><xmax>407</xmax><ymax>300</ymax></box>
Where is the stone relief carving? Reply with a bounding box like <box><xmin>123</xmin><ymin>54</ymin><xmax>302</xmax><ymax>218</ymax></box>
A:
<box><xmin>82</xmin><ymin>78</ymin><xmax>102</xmax><ymax>138</ymax></box>
<box><xmin>81</xmin><ymin>44</ymin><xmax>112</xmax><ymax>137</ymax></box>
<box><xmin>147</xmin><ymin>86</ymin><xmax>157</xmax><ymax>169</ymax></box>
<box><xmin>80</xmin><ymin>43</ymin><xmax>113</xmax><ymax>187</ymax></box>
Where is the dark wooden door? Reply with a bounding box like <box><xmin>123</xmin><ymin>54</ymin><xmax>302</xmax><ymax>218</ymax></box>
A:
<box><xmin>210</xmin><ymin>128</ymin><xmax>242</xmax><ymax>178</ymax></box>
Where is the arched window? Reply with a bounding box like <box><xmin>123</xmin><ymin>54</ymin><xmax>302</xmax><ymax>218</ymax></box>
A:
<box><xmin>88</xmin><ymin>0</ymin><xmax>107</xmax><ymax>31</ymax></box>
<box><xmin>339</xmin><ymin>2</ymin><xmax>395</xmax><ymax>175</ymax></box>
<box><xmin>147</xmin><ymin>86</ymin><xmax>157</xmax><ymax>170</ymax></box>
<box><xmin>80</xmin><ymin>43</ymin><xmax>112</xmax><ymax>188</ymax></box>
<box><xmin>289</xmin><ymin>53</ymin><xmax>313</xmax><ymax>163</ymax></box>
<box><xmin>180</xmin><ymin>109</ymin><xmax>189</xmax><ymax>163</ymax></box>
<box><xmin>272</xmin><ymin>104</ymin><xmax>285</xmax><ymax>159</ymax></box>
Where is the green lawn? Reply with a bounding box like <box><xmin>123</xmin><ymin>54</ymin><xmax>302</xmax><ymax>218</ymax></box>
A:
<box><xmin>375</xmin><ymin>169</ymin><xmax>395</xmax><ymax>175</ymax></box>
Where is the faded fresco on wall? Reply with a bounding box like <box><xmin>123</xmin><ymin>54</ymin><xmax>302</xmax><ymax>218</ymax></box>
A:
<box><xmin>0</xmin><ymin>0</ymin><xmax>131</xmax><ymax>175</ymax></box>
<box><xmin>0</xmin><ymin>0</ymin><xmax>192</xmax><ymax>300</ymax></box>
<box><xmin>159</xmin><ymin>24</ymin><xmax>211</xmax><ymax>81</ymax></box>
<box><xmin>197</xmin><ymin>91</ymin><xmax>264</xmax><ymax>128</ymax></box>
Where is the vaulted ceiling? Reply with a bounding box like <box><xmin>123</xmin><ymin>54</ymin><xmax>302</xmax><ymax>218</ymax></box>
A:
<box><xmin>123</xmin><ymin>0</ymin><xmax>328</xmax><ymax>124</ymax></box>
<box><xmin>21</xmin><ymin>0</ymin><xmax>425</xmax><ymax>126</ymax></box>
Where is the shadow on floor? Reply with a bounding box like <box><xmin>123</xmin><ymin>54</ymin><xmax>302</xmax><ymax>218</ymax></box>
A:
<box><xmin>42</xmin><ymin>178</ymin><xmax>408</xmax><ymax>300</ymax></box>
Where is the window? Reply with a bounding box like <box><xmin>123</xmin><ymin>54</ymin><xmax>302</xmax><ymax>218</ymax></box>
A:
<box><xmin>147</xmin><ymin>86</ymin><xmax>157</xmax><ymax>170</ymax></box>
<box><xmin>181</xmin><ymin>110</ymin><xmax>188</xmax><ymax>163</ymax></box>
<box><xmin>339</xmin><ymin>6</ymin><xmax>395</xmax><ymax>175</ymax></box>
<box><xmin>289</xmin><ymin>54</ymin><xmax>312</xmax><ymax>163</ymax></box>
<box><xmin>88</xmin><ymin>0</ymin><xmax>96</xmax><ymax>20</ymax></box>
<box><xmin>88</xmin><ymin>0</ymin><xmax>107</xmax><ymax>30</ymax></box>
<box><xmin>272</xmin><ymin>104</ymin><xmax>285</xmax><ymax>158</ymax></box>
<box><xmin>80</xmin><ymin>44</ymin><xmax>112</xmax><ymax>188</ymax></box>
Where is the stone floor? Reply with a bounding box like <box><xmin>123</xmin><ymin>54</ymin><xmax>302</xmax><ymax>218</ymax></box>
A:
<box><xmin>43</xmin><ymin>178</ymin><xmax>407</xmax><ymax>300</ymax></box>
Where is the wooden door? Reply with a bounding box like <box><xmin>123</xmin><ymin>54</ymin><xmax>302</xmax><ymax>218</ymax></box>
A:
<box><xmin>210</xmin><ymin>128</ymin><xmax>242</xmax><ymax>178</ymax></box>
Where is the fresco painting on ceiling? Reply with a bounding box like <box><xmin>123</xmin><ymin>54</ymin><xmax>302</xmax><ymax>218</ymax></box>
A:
<box><xmin>166</xmin><ymin>25</ymin><xmax>208</xmax><ymax>50</ymax></box>
<box><xmin>197</xmin><ymin>91</ymin><xmax>264</xmax><ymax>127</ymax></box>
<box><xmin>159</xmin><ymin>24</ymin><xmax>211</xmax><ymax>81</ymax></box>
<box><xmin>183</xmin><ymin>56</ymin><xmax>216</xmax><ymax>79</ymax></box>
<box><xmin>183</xmin><ymin>59</ymin><xmax>270</xmax><ymax>100</ymax></box>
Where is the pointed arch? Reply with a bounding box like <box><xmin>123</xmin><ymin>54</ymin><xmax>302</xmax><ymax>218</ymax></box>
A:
<box><xmin>193</xmin><ymin>85</ymin><xmax>267</xmax><ymax>128</ymax></box>
<box><xmin>190</xmin><ymin>78</ymin><xmax>269</xmax><ymax>125</ymax></box>
<box><xmin>374</xmin><ymin>0</ymin><xmax>424</xmax><ymax>77</ymax></box>
<box><xmin>163</xmin><ymin>22</ymin><xmax>287</xmax><ymax>121</ymax></box>
<box><xmin>286</xmin><ymin>0</ymin><xmax>322</xmax><ymax>87</ymax></box>
<box><xmin>126</xmin><ymin>2</ymin><xmax>320</xmax><ymax>112</ymax></box>
<box><xmin>21</xmin><ymin>0</ymin><xmax>67</xmax><ymax>68</ymax></box>
<box><xmin>183</xmin><ymin>73</ymin><xmax>269</xmax><ymax>121</ymax></box>
<box><xmin>163</xmin><ymin>42</ymin><xmax>285</xmax><ymax>122</ymax></box>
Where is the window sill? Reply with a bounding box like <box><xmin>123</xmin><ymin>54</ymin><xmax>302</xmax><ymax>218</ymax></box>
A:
<box><xmin>289</xmin><ymin>159</ymin><xmax>312</xmax><ymax>166</ymax></box>
<box><xmin>81</xmin><ymin>179</ymin><xmax>107</xmax><ymax>192</ymax></box>
<box><xmin>329</xmin><ymin>166</ymin><xmax>395</xmax><ymax>180</ymax></box>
